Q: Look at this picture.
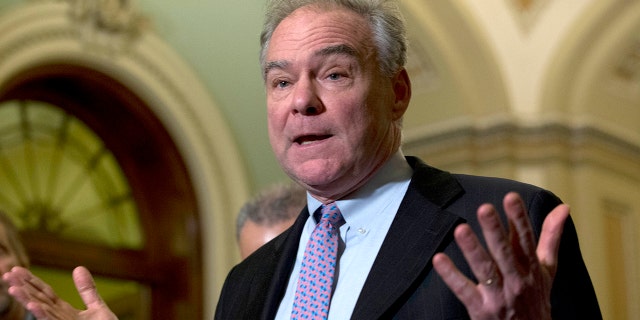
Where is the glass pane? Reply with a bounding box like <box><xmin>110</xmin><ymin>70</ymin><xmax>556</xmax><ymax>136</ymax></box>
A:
<box><xmin>0</xmin><ymin>100</ymin><xmax>143</xmax><ymax>249</ymax></box>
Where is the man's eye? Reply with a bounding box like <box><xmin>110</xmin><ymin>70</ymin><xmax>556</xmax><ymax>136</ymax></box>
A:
<box><xmin>277</xmin><ymin>80</ymin><xmax>289</xmax><ymax>88</ymax></box>
<box><xmin>328</xmin><ymin>73</ymin><xmax>342</xmax><ymax>80</ymax></box>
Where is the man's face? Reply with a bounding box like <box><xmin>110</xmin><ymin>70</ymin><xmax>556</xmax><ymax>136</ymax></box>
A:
<box><xmin>0</xmin><ymin>225</ymin><xmax>20</xmax><ymax>315</ymax></box>
<box><xmin>264</xmin><ymin>5</ymin><xmax>409</xmax><ymax>202</ymax></box>
<box><xmin>238</xmin><ymin>219</ymin><xmax>295</xmax><ymax>259</ymax></box>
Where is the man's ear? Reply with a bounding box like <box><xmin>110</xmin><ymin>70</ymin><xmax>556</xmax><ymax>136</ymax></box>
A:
<box><xmin>391</xmin><ymin>68</ymin><xmax>411</xmax><ymax>121</ymax></box>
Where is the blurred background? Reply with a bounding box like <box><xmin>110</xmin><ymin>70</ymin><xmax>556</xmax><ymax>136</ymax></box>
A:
<box><xmin>0</xmin><ymin>0</ymin><xmax>638</xmax><ymax>319</ymax></box>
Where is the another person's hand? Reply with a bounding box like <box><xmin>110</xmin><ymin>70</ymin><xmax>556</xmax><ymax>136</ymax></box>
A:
<box><xmin>3</xmin><ymin>266</ymin><xmax>118</xmax><ymax>320</ymax></box>
<box><xmin>432</xmin><ymin>192</ymin><xmax>569</xmax><ymax>320</ymax></box>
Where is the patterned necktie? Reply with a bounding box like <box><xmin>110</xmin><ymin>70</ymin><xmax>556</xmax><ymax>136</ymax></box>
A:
<box><xmin>291</xmin><ymin>202</ymin><xmax>344</xmax><ymax>319</ymax></box>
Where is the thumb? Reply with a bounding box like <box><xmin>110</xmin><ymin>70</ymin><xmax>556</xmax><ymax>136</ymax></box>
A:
<box><xmin>72</xmin><ymin>266</ymin><xmax>106</xmax><ymax>309</ymax></box>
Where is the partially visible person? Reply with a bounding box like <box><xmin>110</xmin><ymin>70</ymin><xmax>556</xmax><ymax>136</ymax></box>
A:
<box><xmin>237</xmin><ymin>182</ymin><xmax>306</xmax><ymax>259</ymax></box>
<box><xmin>0</xmin><ymin>211</ymin><xmax>34</xmax><ymax>320</ymax></box>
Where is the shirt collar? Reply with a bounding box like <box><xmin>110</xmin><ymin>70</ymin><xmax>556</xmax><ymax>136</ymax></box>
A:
<box><xmin>306</xmin><ymin>149</ymin><xmax>412</xmax><ymax>221</ymax></box>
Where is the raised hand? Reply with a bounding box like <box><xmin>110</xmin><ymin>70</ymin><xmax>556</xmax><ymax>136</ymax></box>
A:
<box><xmin>432</xmin><ymin>192</ymin><xmax>570</xmax><ymax>320</ymax></box>
<box><xmin>3</xmin><ymin>266</ymin><xmax>118</xmax><ymax>320</ymax></box>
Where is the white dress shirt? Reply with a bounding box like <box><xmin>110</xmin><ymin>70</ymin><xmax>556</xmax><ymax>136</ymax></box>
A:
<box><xmin>275</xmin><ymin>150</ymin><xmax>413</xmax><ymax>319</ymax></box>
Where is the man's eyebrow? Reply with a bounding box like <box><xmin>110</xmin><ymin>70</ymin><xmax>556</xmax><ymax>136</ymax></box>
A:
<box><xmin>263</xmin><ymin>44</ymin><xmax>358</xmax><ymax>78</ymax></box>
<box><xmin>264</xmin><ymin>60</ymin><xmax>288</xmax><ymax>78</ymax></box>
<box><xmin>315</xmin><ymin>44</ymin><xmax>358</xmax><ymax>58</ymax></box>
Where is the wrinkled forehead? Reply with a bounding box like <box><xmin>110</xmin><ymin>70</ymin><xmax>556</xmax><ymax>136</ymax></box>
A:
<box><xmin>266</xmin><ymin>5</ymin><xmax>376</xmax><ymax>65</ymax></box>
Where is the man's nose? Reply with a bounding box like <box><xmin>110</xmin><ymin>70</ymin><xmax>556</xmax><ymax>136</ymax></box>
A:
<box><xmin>291</xmin><ymin>77</ymin><xmax>324</xmax><ymax>115</ymax></box>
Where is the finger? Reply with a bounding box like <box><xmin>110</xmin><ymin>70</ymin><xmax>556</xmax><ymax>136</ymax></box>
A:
<box><xmin>503</xmin><ymin>192</ymin><xmax>538</xmax><ymax>265</ymax></box>
<box><xmin>477</xmin><ymin>202</ymin><xmax>521</xmax><ymax>280</ymax></box>
<box><xmin>6</xmin><ymin>267</ymin><xmax>79</xmax><ymax>320</ymax></box>
<box><xmin>29</xmin><ymin>300</ymin><xmax>73</xmax><ymax>320</ymax></box>
<box><xmin>73</xmin><ymin>266</ymin><xmax>106</xmax><ymax>309</ymax></box>
<box><xmin>453</xmin><ymin>223</ymin><xmax>500</xmax><ymax>287</ymax></box>
<box><xmin>21</xmin><ymin>272</ymin><xmax>60</xmax><ymax>303</ymax></box>
<box><xmin>4</xmin><ymin>266</ymin><xmax>31</xmax><ymax>286</ymax></box>
<box><xmin>7</xmin><ymin>267</ymin><xmax>59</xmax><ymax>305</ymax></box>
<box><xmin>536</xmin><ymin>203</ymin><xmax>569</xmax><ymax>278</ymax></box>
<box><xmin>433</xmin><ymin>252</ymin><xmax>482</xmax><ymax>309</ymax></box>
<box><xmin>8</xmin><ymin>285</ymin><xmax>32</xmax><ymax>308</ymax></box>
<box><xmin>25</xmin><ymin>301</ymin><xmax>50</xmax><ymax>319</ymax></box>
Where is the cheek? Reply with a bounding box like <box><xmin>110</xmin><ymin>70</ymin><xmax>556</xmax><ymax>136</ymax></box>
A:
<box><xmin>0</xmin><ymin>257</ymin><xmax>17</xmax><ymax>272</ymax></box>
<box><xmin>267</xmin><ymin>109</ymin><xmax>286</xmax><ymax>141</ymax></box>
<box><xmin>267</xmin><ymin>98</ymin><xmax>291</xmax><ymax>122</ymax></box>
<box><xmin>341</xmin><ymin>104</ymin><xmax>379</xmax><ymax>139</ymax></box>
<box><xmin>364</xmin><ymin>95</ymin><xmax>395</xmax><ymax>133</ymax></box>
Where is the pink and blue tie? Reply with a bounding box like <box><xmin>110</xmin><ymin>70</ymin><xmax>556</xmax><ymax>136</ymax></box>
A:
<box><xmin>291</xmin><ymin>202</ymin><xmax>343</xmax><ymax>319</ymax></box>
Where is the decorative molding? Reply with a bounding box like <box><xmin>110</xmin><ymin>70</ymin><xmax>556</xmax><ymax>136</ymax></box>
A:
<box><xmin>611</xmin><ymin>38</ymin><xmax>640</xmax><ymax>97</ymax></box>
<box><xmin>506</xmin><ymin>0</ymin><xmax>550</xmax><ymax>33</ymax></box>
<box><xmin>402</xmin><ymin>116</ymin><xmax>640</xmax><ymax>179</ymax></box>
<box><xmin>64</xmin><ymin>0</ymin><xmax>149</xmax><ymax>54</ymax></box>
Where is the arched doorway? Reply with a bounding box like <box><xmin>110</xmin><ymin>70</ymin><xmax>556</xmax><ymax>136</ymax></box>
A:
<box><xmin>0</xmin><ymin>2</ymin><xmax>251</xmax><ymax>317</ymax></box>
<box><xmin>0</xmin><ymin>64</ymin><xmax>202</xmax><ymax>319</ymax></box>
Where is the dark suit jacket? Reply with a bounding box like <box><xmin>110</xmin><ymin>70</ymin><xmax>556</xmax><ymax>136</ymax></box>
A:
<box><xmin>215</xmin><ymin>157</ymin><xmax>601</xmax><ymax>319</ymax></box>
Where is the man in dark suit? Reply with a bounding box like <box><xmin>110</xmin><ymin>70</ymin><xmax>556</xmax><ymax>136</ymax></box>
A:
<box><xmin>3</xmin><ymin>0</ymin><xmax>601</xmax><ymax>319</ymax></box>
<box><xmin>216</xmin><ymin>0</ymin><xmax>600</xmax><ymax>319</ymax></box>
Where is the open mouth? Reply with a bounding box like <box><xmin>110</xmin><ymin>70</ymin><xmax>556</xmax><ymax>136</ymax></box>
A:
<box><xmin>294</xmin><ymin>134</ymin><xmax>332</xmax><ymax>145</ymax></box>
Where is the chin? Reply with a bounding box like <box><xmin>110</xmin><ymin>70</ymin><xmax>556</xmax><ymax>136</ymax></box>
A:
<box><xmin>291</xmin><ymin>171</ymin><xmax>334</xmax><ymax>189</ymax></box>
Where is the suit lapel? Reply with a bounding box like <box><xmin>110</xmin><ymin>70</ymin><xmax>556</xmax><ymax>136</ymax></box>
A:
<box><xmin>259</xmin><ymin>207</ymin><xmax>309</xmax><ymax>320</ymax></box>
<box><xmin>351</xmin><ymin>157</ymin><xmax>466</xmax><ymax>319</ymax></box>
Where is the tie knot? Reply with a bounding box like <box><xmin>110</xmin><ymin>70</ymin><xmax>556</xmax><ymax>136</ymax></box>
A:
<box><xmin>320</xmin><ymin>202</ymin><xmax>344</xmax><ymax>227</ymax></box>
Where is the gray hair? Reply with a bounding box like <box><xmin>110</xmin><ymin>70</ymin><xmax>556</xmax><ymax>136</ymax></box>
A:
<box><xmin>259</xmin><ymin>0</ymin><xmax>407</xmax><ymax>79</ymax></box>
<box><xmin>236</xmin><ymin>183</ymin><xmax>307</xmax><ymax>240</ymax></box>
